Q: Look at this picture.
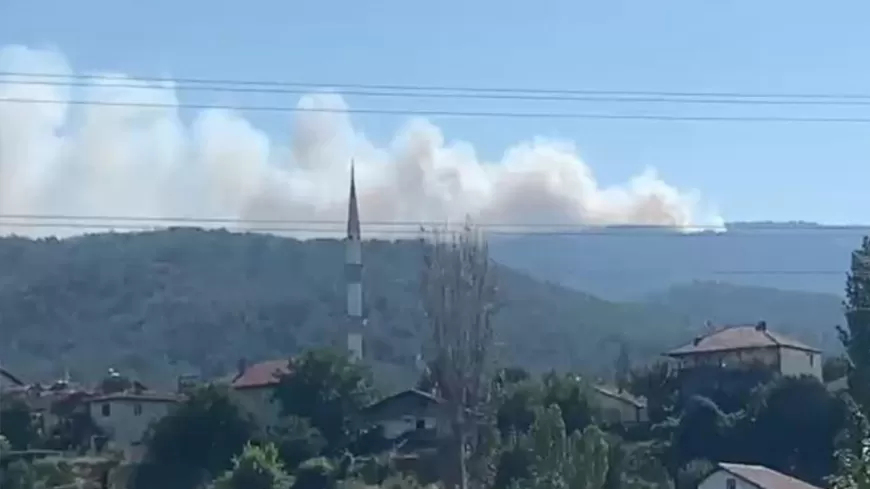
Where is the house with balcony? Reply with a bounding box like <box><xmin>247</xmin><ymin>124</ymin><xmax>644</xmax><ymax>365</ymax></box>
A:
<box><xmin>665</xmin><ymin>321</ymin><xmax>822</xmax><ymax>380</ymax></box>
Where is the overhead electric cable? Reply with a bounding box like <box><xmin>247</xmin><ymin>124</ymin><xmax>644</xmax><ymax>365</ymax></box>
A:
<box><xmin>6</xmin><ymin>96</ymin><xmax>870</xmax><ymax>123</ymax></box>
<box><xmin>7</xmin><ymin>71</ymin><xmax>870</xmax><ymax>101</ymax></box>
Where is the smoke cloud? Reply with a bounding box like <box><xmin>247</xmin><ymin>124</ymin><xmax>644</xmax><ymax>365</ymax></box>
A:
<box><xmin>0</xmin><ymin>45</ymin><xmax>724</xmax><ymax>238</ymax></box>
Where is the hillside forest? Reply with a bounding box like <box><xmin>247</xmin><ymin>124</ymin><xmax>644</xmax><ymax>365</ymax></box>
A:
<box><xmin>0</xmin><ymin>228</ymin><xmax>850</xmax><ymax>389</ymax></box>
<box><xmin>3</xmin><ymin>229</ymin><xmax>870</xmax><ymax>489</ymax></box>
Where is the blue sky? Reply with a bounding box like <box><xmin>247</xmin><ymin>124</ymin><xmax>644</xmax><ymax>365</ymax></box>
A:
<box><xmin>3</xmin><ymin>0</ymin><xmax>870</xmax><ymax>224</ymax></box>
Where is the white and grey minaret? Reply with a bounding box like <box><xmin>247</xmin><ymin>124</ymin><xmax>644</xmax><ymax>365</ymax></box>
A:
<box><xmin>345</xmin><ymin>162</ymin><xmax>364</xmax><ymax>362</ymax></box>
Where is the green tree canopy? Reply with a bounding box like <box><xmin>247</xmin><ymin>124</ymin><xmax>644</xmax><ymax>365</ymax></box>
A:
<box><xmin>841</xmin><ymin>237</ymin><xmax>870</xmax><ymax>412</ymax></box>
<box><xmin>0</xmin><ymin>398</ymin><xmax>40</xmax><ymax>450</ymax></box>
<box><xmin>745</xmin><ymin>375</ymin><xmax>845</xmax><ymax>485</ymax></box>
<box><xmin>133</xmin><ymin>385</ymin><xmax>256</xmax><ymax>489</ymax></box>
<box><xmin>272</xmin><ymin>349</ymin><xmax>374</xmax><ymax>452</ymax></box>
<box><xmin>211</xmin><ymin>442</ymin><xmax>294</xmax><ymax>489</ymax></box>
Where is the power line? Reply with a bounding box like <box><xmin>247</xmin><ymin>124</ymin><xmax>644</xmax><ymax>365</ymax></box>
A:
<box><xmin>7</xmin><ymin>71</ymin><xmax>870</xmax><ymax>101</ymax></box>
<box><xmin>1</xmin><ymin>213</ymin><xmax>869</xmax><ymax>233</ymax></box>
<box><xmin>0</xmin><ymin>216</ymin><xmax>866</xmax><ymax>276</ymax></box>
<box><xmin>8</xmin><ymin>76</ymin><xmax>870</xmax><ymax>107</ymax></box>
<box><xmin>8</xmin><ymin>96</ymin><xmax>870</xmax><ymax>123</ymax></box>
<box><xmin>0</xmin><ymin>216</ymin><xmax>869</xmax><ymax>240</ymax></box>
<box><xmin>0</xmin><ymin>222</ymin><xmax>859</xmax><ymax>276</ymax></box>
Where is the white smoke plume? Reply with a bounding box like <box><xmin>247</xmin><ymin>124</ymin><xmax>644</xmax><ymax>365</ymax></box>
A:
<box><xmin>0</xmin><ymin>45</ymin><xmax>724</xmax><ymax>239</ymax></box>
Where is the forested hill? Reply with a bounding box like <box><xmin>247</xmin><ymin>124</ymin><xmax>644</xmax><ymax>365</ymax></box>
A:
<box><xmin>0</xmin><ymin>228</ymin><xmax>699</xmax><ymax>388</ymax></box>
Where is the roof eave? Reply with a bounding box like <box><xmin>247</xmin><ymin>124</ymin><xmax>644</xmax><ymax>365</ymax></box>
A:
<box><xmin>232</xmin><ymin>382</ymin><xmax>280</xmax><ymax>391</ymax></box>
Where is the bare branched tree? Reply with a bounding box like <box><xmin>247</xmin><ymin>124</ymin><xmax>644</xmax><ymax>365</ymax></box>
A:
<box><xmin>419</xmin><ymin>217</ymin><xmax>498</xmax><ymax>489</ymax></box>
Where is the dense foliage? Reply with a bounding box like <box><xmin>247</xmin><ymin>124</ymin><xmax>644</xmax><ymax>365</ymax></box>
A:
<box><xmin>132</xmin><ymin>385</ymin><xmax>257</xmax><ymax>489</ymax></box>
<box><xmin>0</xmin><ymin>229</ymin><xmax>704</xmax><ymax>387</ymax></box>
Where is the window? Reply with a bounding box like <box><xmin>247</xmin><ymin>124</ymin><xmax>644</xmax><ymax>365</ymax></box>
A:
<box><xmin>416</xmin><ymin>419</ymin><xmax>426</xmax><ymax>430</ymax></box>
<box><xmin>101</xmin><ymin>403</ymin><xmax>111</xmax><ymax>417</ymax></box>
<box><xmin>726</xmin><ymin>478</ymin><xmax>736</xmax><ymax>489</ymax></box>
<box><xmin>133</xmin><ymin>403</ymin><xmax>143</xmax><ymax>416</ymax></box>
<box><xmin>810</xmin><ymin>354</ymin><xmax>815</xmax><ymax>366</ymax></box>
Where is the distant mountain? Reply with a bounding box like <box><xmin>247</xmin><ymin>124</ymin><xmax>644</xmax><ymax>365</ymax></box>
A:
<box><xmin>490</xmin><ymin>221</ymin><xmax>862</xmax><ymax>299</ymax></box>
<box><xmin>0</xmin><ymin>229</ymin><xmax>696</xmax><ymax>389</ymax></box>
<box><xmin>487</xmin><ymin>221</ymin><xmax>857</xmax><ymax>356</ymax></box>
<box><xmin>640</xmin><ymin>281</ymin><xmax>844</xmax><ymax>353</ymax></box>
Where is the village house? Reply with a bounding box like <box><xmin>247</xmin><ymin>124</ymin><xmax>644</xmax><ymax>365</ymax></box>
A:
<box><xmin>665</xmin><ymin>321</ymin><xmax>822</xmax><ymax>380</ymax></box>
<box><xmin>87</xmin><ymin>390</ymin><xmax>180</xmax><ymax>461</ymax></box>
<box><xmin>698</xmin><ymin>462</ymin><xmax>822</xmax><ymax>489</ymax></box>
<box><xmin>590</xmin><ymin>384</ymin><xmax>648</xmax><ymax>425</ymax></box>
<box><xmin>360</xmin><ymin>389</ymin><xmax>449</xmax><ymax>442</ymax></box>
<box><xmin>226</xmin><ymin>359</ymin><xmax>291</xmax><ymax>432</ymax></box>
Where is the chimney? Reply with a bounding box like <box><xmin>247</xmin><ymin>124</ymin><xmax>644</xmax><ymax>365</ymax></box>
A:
<box><xmin>704</xmin><ymin>320</ymin><xmax>714</xmax><ymax>331</ymax></box>
<box><xmin>693</xmin><ymin>336</ymin><xmax>703</xmax><ymax>346</ymax></box>
<box><xmin>237</xmin><ymin>358</ymin><xmax>248</xmax><ymax>377</ymax></box>
<box><xmin>755</xmin><ymin>321</ymin><xmax>767</xmax><ymax>332</ymax></box>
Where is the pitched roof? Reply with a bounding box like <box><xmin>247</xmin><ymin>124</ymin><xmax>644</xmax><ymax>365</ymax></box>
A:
<box><xmin>88</xmin><ymin>391</ymin><xmax>180</xmax><ymax>403</ymax></box>
<box><xmin>0</xmin><ymin>367</ymin><xmax>25</xmax><ymax>387</ymax></box>
<box><xmin>715</xmin><ymin>463</ymin><xmax>823</xmax><ymax>489</ymax></box>
<box><xmin>361</xmin><ymin>389</ymin><xmax>442</xmax><ymax>414</ymax></box>
<box><xmin>591</xmin><ymin>384</ymin><xmax>647</xmax><ymax>408</ymax></box>
<box><xmin>230</xmin><ymin>359</ymin><xmax>291</xmax><ymax>390</ymax></box>
<box><xmin>666</xmin><ymin>325</ymin><xmax>820</xmax><ymax>357</ymax></box>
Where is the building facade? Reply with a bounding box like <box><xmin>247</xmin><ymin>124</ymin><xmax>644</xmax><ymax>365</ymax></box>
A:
<box><xmin>87</xmin><ymin>392</ymin><xmax>179</xmax><ymax>461</ymax></box>
<box><xmin>698</xmin><ymin>463</ymin><xmax>822</xmax><ymax>489</ymax></box>
<box><xmin>665</xmin><ymin>322</ymin><xmax>822</xmax><ymax>380</ymax></box>
<box><xmin>227</xmin><ymin>359</ymin><xmax>291</xmax><ymax>432</ymax></box>
<box><xmin>590</xmin><ymin>385</ymin><xmax>648</xmax><ymax>425</ymax></box>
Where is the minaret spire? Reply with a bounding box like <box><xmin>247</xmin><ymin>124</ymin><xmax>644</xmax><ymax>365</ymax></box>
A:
<box><xmin>347</xmin><ymin>161</ymin><xmax>360</xmax><ymax>240</ymax></box>
<box><xmin>345</xmin><ymin>160</ymin><xmax>364</xmax><ymax>362</ymax></box>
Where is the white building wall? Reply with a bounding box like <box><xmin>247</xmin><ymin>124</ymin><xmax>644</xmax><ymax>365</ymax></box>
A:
<box><xmin>779</xmin><ymin>348</ymin><xmax>823</xmax><ymax>379</ymax></box>
<box><xmin>89</xmin><ymin>400</ymin><xmax>174</xmax><ymax>454</ymax></box>
<box><xmin>378</xmin><ymin>415</ymin><xmax>437</xmax><ymax>439</ymax></box>
<box><xmin>700</xmin><ymin>469</ymin><xmax>758</xmax><ymax>489</ymax></box>
<box><xmin>590</xmin><ymin>391</ymin><xmax>646</xmax><ymax>424</ymax></box>
<box><xmin>347</xmin><ymin>282</ymin><xmax>363</xmax><ymax>318</ymax></box>
<box><xmin>679</xmin><ymin>348</ymin><xmax>778</xmax><ymax>369</ymax></box>
<box><xmin>348</xmin><ymin>333</ymin><xmax>363</xmax><ymax>362</ymax></box>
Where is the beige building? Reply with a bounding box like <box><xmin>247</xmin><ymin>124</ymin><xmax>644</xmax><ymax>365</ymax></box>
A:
<box><xmin>698</xmin><ymin>463</ymin><xmax>821</xmax><ymax>489</ymax></box>
<box><xmin>88</xmin><ymin>391</ymin><xmax>180</xmax><ymax>461</ymax></box>
<box><xmin>590</xmin><ymin>384</ymin><xmax>648</xmax><ymax>425</ymax></box>
<box><xmin>227</xmin><ymin>359</ymin><xmax>291</xmax><ymax>432</ymax></box>
<box><xmin>665</xmin><ymin>322</ymin><xmax>822</xmax><ymax>380</ymax></box>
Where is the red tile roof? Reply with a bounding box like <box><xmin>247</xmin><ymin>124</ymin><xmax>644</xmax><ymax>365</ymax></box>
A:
<box><xmin>230</xmin><ymin>359</ymin><xmax>292</xmax><ymax>390</ymax></box>
<box><xmin>716</xmin><ymin>463</ymin><xmax>823</xmax><ymax>489</ymax></box>
<box><xmin>666</xmin><ymin>325</ymin><xmax>820</xmax><ymax>357</ymax></box>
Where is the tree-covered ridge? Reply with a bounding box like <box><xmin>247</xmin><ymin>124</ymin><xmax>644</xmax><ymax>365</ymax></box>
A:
<box><xmin>0</xmin><ymin>228</ymin><xmax>697</xmax><ymax>387</ymax></box>
<box><xmin>642</xmin><ymin>281</ymin><xmax>844</xmax><ymax>352</ymax></box>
